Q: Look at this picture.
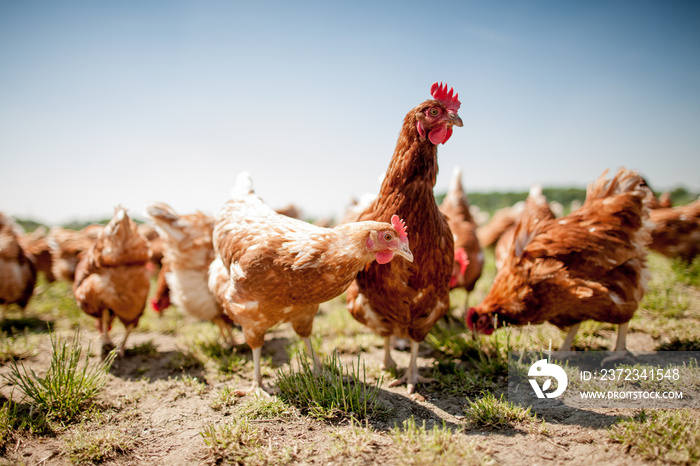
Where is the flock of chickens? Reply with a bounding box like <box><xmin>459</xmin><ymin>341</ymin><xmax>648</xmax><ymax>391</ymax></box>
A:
<box><xmin>2</xmin><ymin>82</ymin><xmax>699</xmax><ymax>398</ymax></box>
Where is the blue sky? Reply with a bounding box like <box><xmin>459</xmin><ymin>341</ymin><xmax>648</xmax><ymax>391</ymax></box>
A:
<box><xmin>2</xmin><ymin>1</ymin><xmax>699</xmax><ymax>225</ymax></box>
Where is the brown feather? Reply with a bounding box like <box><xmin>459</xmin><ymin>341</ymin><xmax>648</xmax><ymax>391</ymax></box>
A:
<box><xmin>348</xmin><ymin>98</ymin><xmax>456</xmax><ymax>342</ymax></box>
<box><xmin>73</xmin><ymin>208</ymin><xmax>151</xmax><ymax>329</ymax></box>
<box><xmin>0</xmin><ymin>212</ymin><xmax>37</xmax><ymax>312</ymax></box>
<box><xmin>439</xmin><ymin>167</ymin><xmax>483</xmax><ymax>293</ymax></box>
<box><xmin>471</xmin><ymin>168</ymin><xmax>652</xmax><ymax>335</ymax></box>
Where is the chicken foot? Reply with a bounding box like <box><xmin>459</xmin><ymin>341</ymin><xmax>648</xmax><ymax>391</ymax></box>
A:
<box><xmin>234</xmin><ymin>347</ymin><xmax>273</xmax><ymax>397</ymax></box>
<box><xmin>387</xmin><ymin>339</ymin><xmax>435</xmax><ymax>397</ymax></box>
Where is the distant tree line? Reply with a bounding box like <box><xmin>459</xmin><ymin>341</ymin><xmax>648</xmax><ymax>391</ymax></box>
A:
<box><xmin>12</xmin><ymin>186</ymin><xmax>699</xmax><ymax>232</ymax></box>
<box><xmin>436</xmin><ymin>186</ymin><xmax>698</xmax><ymax>216</ymax></box>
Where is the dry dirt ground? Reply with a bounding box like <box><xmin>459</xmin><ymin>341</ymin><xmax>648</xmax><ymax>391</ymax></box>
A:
<box><xmin>1</xmin><ymin>265</ymin><xmax>699</xmax><ymax>465</ymax></box>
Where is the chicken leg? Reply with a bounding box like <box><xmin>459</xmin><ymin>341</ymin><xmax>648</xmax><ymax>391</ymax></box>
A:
<box><xmin>118</xmin><ymin>322</ymin><xmax>135</xmax><ymax>357</ymax></box>
<box><xmin>560</xmin><ymin>323</ymin><xmax>580</xmax><ymax>351</ymax></box>
<box><xmin>387</xmin><ymin>339</ymin><xmax>435</xmax><ymax>396</ymax></box>
<box><xmin>234</xmin><ymin>346</ymin><xmax>270</xmax><ymax>397</ymax></box>
<box><xmin>383</xmin><ymin>336</ymin><xmax>397</xmax><ymax>370</ymax></box>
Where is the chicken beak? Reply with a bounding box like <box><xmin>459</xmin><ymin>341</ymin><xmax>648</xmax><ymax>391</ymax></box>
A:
<box><xmin>447</xmin><ymin>112</ymin><xmax>463</xmax><ymax>127</ymax></box>
<box><xmin>395</xmin><ymin>243</ymin><xmax>414</xmax><ymax>263</ymax></box>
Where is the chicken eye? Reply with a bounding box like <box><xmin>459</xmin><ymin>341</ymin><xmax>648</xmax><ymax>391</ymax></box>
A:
<box><xmin>428</xmin><ymin>108</ymin><xmax>439</xmax><ymax>117</ymax></box>
<box><xmin>384</xmin><ymin>233</ymin><xmax>393</xmax><ymax>241</ymax></box>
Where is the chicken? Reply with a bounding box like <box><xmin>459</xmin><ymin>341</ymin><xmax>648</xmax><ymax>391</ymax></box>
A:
<box><xmin>150</xmin><ymin>259</ymin><xmax>172</xmax><ymax>314</ymax></box>
<box><xmin>346</xmin><ymin>82</ymin><xmax>462</xmax><ymax>395</ymax></box>
<box><xmin>275</xmin><ymin>204</ymin><xmax>302</xmax><ymax>220</ymax></box>
<box><xmin>476</xmin><ymin>203</ymin><xmax>523</xmax><ymax>249</ymax></box>
<box><xmin>137</xmin><ymin>223</ymin><xmax>164</xmax><ymax>274</ymax></box>
<box><xmin>0</xmin><ymin>213</ymin><xmax>37</xmax><ymax>320</ymax></box>
<box><xmin>18</xmin><ymin>226</ymin><xmax>55</xmax><ymax>283</ymax></box>
<box><xmin>73</xmin><ymin>207</ymin><xmax>151</xmax><ymax>356</ymax></box>
<box><xmin>494</xmin><ymin>184</ymin><xmax>556</xmax><ymax>270</ymax></box>
<box><xmin>48</xmin><ymin>224</ymin><xmax>104</xmax><ymax>283</ymax></box>
<box><xmin>648</xmin><ymin>198</ymin><xmax>700</xmax><ymax>263</ymax></box>
<box><xmin>145</xmin><ymin>202</ymin><xmax>235</xmax><ymax>344</ymax></box>
<box><xmin>655</xmin><ymin>192</ymin><xmax>673</xmax><ymax>209</ymax></box>
<box><xmin>209</xmin><ymin>172</ymin><xmax>413</xmax><ymax>395</ymax></box>
<box><xmin>439</xmin><ymin>166</ymin><xmax>483</xmax><ymax>309</ymax></box>
<box><xmin>467</xmin><ymin>168</ymin><xmax>652</xmax><ymax>353</ymax></box>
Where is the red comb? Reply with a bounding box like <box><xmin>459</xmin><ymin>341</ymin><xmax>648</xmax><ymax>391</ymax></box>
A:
<box><xmin>430</xmin><ymin>82</ymin><xmax>461</xmax><ymax>112</ymax></box>
<box><xmin>390</xmin><ymin>215</ymin><xmax>409</xmax><ymax>244</ymax></box>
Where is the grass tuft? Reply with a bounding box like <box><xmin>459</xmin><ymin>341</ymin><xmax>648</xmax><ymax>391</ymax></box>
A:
<box><xmin>238</xmin><ymin>396</ymin><xmax>292</xmax><ymax>420</ymax></box>
<box><xmin>609</xmin><ymin>409</ymin><xmax>700</xmax><ymax>465</ymax></box>
<box><xmin>64</xmin><ymin>426</ymin><xmax>137</xmax><ymax>465</ymax></box>
<box><xmin>0</xmin><ymin>329</ymin><xmax>38</xmax><ymax>362</ymax></box>
<box><xmin>210</xmin><ymin>385</ymin><xmax>238</xmax><ymax>411</ymax></box>
<box><xmin>671</xmin><ymin>256</ymin><xmax>700</xmax><ymax>287</ymax></box>
<box><xmin>430</xmin><ymin>360</ymin><xmax>495</xmax><ymax>396</ymax></box>
<box><xmin>2</xmin><ymin>330</ymin><xmax>115</xmax><ymax>423</ymax></box>
<box><xmin>276</xmin><ymin>350</ymin><xmax>383</xmax><ymax>420</ymax></box>
<box><xmin>200</xmin><ymin>419</ymin><xmax>294</xmax><ymax>464</ymax></box>
<box><xmin>389</xmin><ymin>417</ymin><xmax>487</xmax><ymax>465</ymax></box>
<box><xmin>464</xmin><ymin>392</ymin><xmax>537</xmax><ymax>429</ymax></box>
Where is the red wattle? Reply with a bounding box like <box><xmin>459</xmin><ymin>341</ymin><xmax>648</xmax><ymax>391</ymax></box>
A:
<box><xmin>443</xmin><ymin>127</ymin><xmax>453</xmax><ymax>143</ymax></box>
<box><xmin>375</xmin><ymin>250</ymin><xmax>394</xmax><ymax>264</ymax></box>
<box><xmin>429</xmin><ymin>125</ymin><xmax>448</xmax><ymax>145</ymax></box>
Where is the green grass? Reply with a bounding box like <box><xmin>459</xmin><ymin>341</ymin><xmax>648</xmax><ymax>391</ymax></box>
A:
<box><xmin>656</xmin><ymin>337</ymin><xmax>700</xmax><ymax>351</ymax></box>
<box><xmin>200</xmin><ymin>419</ymin><xmax>294</xmax><ymax>465</ymax></box>
<box><xmin>127</xmin><ymin>339</ymin><xmax>159</xmax><ymax>357</ymax></box>
<box><xmin>0</xmin><ymin>329</ymin><xmax>38</xmax><ymax>363</ymax></box>
<box><xmin>25</xmin><ymin>279</ymin><xmax>88</xmax><ymax>329</ymax></box>
<box><xmin>0</xmin><ymin>398</ymin><xmax>51</xmax><ymax>452</ymax></box>
<box><xmin>210</xmin><ymin>385</ymin><xmax>239</xmax><ymax>411</ymax></box>
<box><xmin>2</xmin><ymin>330</ymin><xmax>115</xmax><ymax>423</ymax></box>
<box><xmin>63</xmin><ymin>425</ymin><xmax>137</xmax><ymax>465</ymax></box>
<box><xmin>237</xmin><ymin>396</ymin><xmax>292</xmax><ymax>420</ymax></box>
<box><xmin>463</xmin><ymin>392</ymin><xmax>539</xmax><ymax>430</ymax></box>
<box><xmin>429</xmin><ymin>360</ymin><xmax>495</xmax><ymax>396</ymax></box>
<box><xmin>389</xmin><ymin>417</ymin><xmax>487</xmax><ymax>465</ymax></box>
<box><xmin>329</xmin><ymin>419</ymin><xmax>378</xmax><ymax>464</ymax></box>
<box><xmin>671</xmin><ymin>256</ymin><xmax>700</xmax><ymax>287</ymax></box>
<box><xmin>609</xmin><ymin>409</ymin><xmax>700</xmax><ymax>465</ymax></box>
<box><xmin>276</xmin><ymin>350</ymin><xmax>384</xmax><ymax>420</ymax></box>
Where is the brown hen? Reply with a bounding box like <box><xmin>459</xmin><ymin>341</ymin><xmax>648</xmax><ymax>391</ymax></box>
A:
<box><xmin>73</xmin><ymin>207</ymin><xmax>151</xmax><ymax>356</ymax></box>
<box><xmin>346</xmin><ymin>82</ymin><xmax>463</xmax><ymax>395</ymax></box>
<box><xmin>468</xmin><ymin>168</ymin><xmax>652</xmax><ymax>353</ymax></box>
<box><xmin>210</xmin><ymin>172</ymin><xmax>413</xmax><ymax>395</ymax></box>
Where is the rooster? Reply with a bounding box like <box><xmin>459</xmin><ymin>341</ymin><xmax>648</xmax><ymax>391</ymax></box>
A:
<box><xmin>73</xmin><ymin>207</ymin><xmax>151</xmax><ymax>356</ymax></box>
<box><xmin>494</xmin><ymin>184</ymin><xmax>556</xmax><ymax>270</ymax></box>
<box><xmin>467</xmin><ymin>168</ymin><xmax>652</xmax><ymax>352</ymax></box>
<box><xmin>145</xmin><ymin>202</ymin><xmax>235</xmax><ymax>344</ymax></box>
<box><xmin>209</xmin><ymin>172</ymin><xmax>413</xmax><ymax>395</ymax></box>
<box><xmin>439</xmin><ymin>166</ymin><xmax>483</xmax><ymax>309</ymax></box>
<box><xmin>346</xmin><ymin>82</ymin><xmax>462</xmax><ymax>395</ymax></box>
<box><xmin>0</xmin><ymin>213</ymin><xmax>37</xmax><ymax>320</ymax></box>
<box><xmin>648</xmin><ymin>198</ymin><xmax>700</xmax><ymax>263</ymax></box>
